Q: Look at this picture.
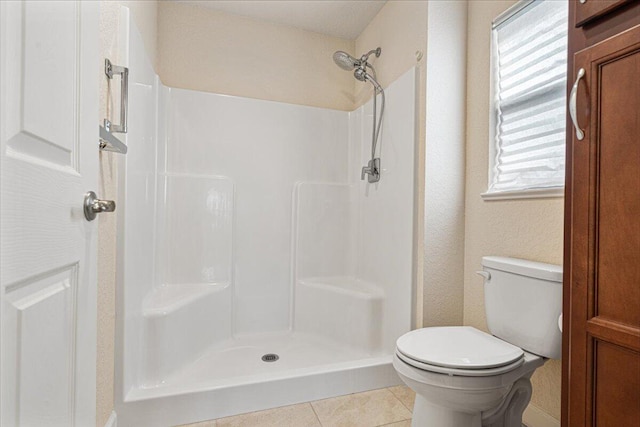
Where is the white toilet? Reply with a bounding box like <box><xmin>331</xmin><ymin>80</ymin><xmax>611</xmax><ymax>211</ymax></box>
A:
<box><xmin>393</xmin><ymin>256</ymin><xmax>562</xmax><ymax>427</ymax></box>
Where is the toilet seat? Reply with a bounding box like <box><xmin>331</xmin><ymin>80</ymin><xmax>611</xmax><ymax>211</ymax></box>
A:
<box><xmin>396</xmin><ymin>350</ymin><xmax>525</xmax><ymax>377</ymax></box>
<box><xmin>396</xmin><ymin>326</ymin><xmax>525</xmax><ymax>376</ymax></box>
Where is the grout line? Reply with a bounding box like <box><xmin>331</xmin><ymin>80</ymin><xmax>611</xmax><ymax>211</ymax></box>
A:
<box><xmin>386</xmin><ymin>386</ymin><xmax>414</xmax><ymax>414</ymax></box>
<box><xmin>309</xmin><ymin>401</ymin><xmax>323</xmax><ymax>426</ymax></box>
<box><xmin>379</xmin><ymin>388</ymin><xmax>413</xmax><ymax>425</ymax></box>
<box><xmin>399</xmin><ymin>401</ymin><xmax>414</xmax><ymax>413</ymax></box>
<box><xmin>386</xmin><ymin>386</ymin><xmax>401</xmax><ymax>399</ymax></box>
<box><xmin>376</xmin><ymin>420</ymin><xmax>412</xmax><ymax>427</ymax></box>
<box><xmin>386</xmin><ymin>386</ymin><xmax>402</xmax><ymax>399</ymax></box>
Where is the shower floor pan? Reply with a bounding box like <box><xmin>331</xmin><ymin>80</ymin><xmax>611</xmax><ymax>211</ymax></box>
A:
<box><xmin>119</xmin><ymin>332</ymin><xmax>400</xmax><ymax>426</ymax></box>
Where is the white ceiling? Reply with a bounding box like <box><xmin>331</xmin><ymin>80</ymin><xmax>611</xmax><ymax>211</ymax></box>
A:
<box><xmin>169</xmin><ymin>0</ymin><xmax>387</xmax><ymax>40</ymax></box>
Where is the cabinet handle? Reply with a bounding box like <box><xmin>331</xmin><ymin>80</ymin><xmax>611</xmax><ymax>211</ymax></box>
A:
<box><xmin>569</xmin><ymin>68</ymin><xmax>586</xmax><ymax>141</ymax></box>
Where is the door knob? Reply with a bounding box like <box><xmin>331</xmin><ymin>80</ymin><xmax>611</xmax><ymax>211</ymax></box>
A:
<box><xmin>83</xmin><ymin>191</ymin><xmax>116</xmax><ymax>221</ymax></box>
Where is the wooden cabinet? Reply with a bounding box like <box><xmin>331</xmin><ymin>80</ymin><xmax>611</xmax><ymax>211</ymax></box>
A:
<box><xmin>575</xmin><ymin>0</ymin><xmax>631</xmax><ymax>26</ymax></box>
<box><xmin>563</xmin><ymin>1</ymin><xmax>640</xmax><ymax>426</ymax></box>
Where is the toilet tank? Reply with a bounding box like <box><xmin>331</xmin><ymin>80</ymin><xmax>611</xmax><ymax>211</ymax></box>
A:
<box><xmin>481</xmin><ymin>256</ymin><xmax>562</xmax><ymax>359</ymax></box>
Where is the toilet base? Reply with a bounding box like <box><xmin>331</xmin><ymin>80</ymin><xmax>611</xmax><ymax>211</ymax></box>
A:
<box><xmin>411</xmin><ymin>396</ymin><xmax>482</xmax><ymax>427</ymax></box>
<box><xmin>393</xmin><ymin>351</ymin><xmax>544</xmax><ymax>427</ymax></box>
<box><xmin>409</xmin><ymin>376</ymin><xmax>533</xmax><ymax>427</ymax></box>
<box><xmin>482</xmin><ymin>377</ymin><xmax>532</xmax><ymax>427</ymax></box>
<box><xmin>411</xmin><ymin>375</ymin><xmax>532</xmax><ymax>427</ymax></box>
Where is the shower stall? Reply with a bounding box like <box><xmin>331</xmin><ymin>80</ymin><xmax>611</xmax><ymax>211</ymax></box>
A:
<box><xmin>115</xmin><ymin>9</ymin><xmax>416</xmax><ymax>426</ymax></box>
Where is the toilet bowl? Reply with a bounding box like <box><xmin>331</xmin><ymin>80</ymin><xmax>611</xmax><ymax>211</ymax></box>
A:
<box><xmin>394</xmin><ymin>327</ymin><xmax>544</xmax><ymax>427</ymax></box>
<box><xmin>394</xmin><ymin>257</ymin><xmax>562</xmax><ymax>427</ymax></box>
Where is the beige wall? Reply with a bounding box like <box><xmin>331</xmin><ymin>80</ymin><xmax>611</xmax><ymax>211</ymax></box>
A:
<box><xmin>464</xmin><ymin>0</ymin><xmax>564</xmax><ymax>421</ymax></box>
<box><xmin>120</xmin><ymin>0</ymin><xmax>158</xmax><ymax>69</ymax></box>
<box><xmin>97</xmin><ymin>2</ymin><xmax>158</xmax><ymax>426</ymax></box>
<box><xmin>157</xmin><ymin>1</ymin><xmax>355</xmax><ymax>111</ymax></box>
<box><xmin>354</xmin><ymin>1</ymin><xmax>427</xmax><ymax>107</ymax></box>
<box><xmin>356</xmin><ymin>1</ymin><xmax>428</xmax><ymax>327</ymax></box>
<box><xmin>422</xmin><ymin>0</ymin><xmax>467</xmax><ymax>328</ymax></box>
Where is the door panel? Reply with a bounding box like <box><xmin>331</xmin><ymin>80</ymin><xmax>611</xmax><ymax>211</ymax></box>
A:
<box><xmin>0</xmin><ymin>1</ymin><xmax>99</xmax><ymax>426</ymax></box>
<box><xmin>594</xmin><ymin>341</ymin><xmax>640</xmax><ymax>426</ymax></box>
<box><xmin>595</xmin><ymin>49</ymin><xmax>640</xmax><ymax>328</ymax></box>
<box><xmin>568</xmin><ymin>23</ymin><xmax>640</xmax><ymax>426</ymax></box>
<box><xmin>22</xmin><ymin>1</ymin><xmax>80</xmax><ymax>164</ymax></box>
<box><xmin>4</xmin><ymin>266</ymin><xmax>79</xmax><ymax>426</ymax></box>
<box><xmin>1</xmin><ymin>0</ymin><xmax>86</xmax><ymax>283</ymax></box>
<box><xmin>4</xmin><ymin>1</ymin><xmax>80</xmax><ymax>169</ymax></box>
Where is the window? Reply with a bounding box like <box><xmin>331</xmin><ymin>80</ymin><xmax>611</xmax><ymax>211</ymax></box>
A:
<box><xmin>485</xmin><ymin>0</ymin><xmax>568</xmax><ymax>199</ymax></box>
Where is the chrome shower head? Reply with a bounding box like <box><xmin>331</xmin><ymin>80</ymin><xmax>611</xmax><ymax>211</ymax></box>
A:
<box><xmin>353</xmin><ymin>67</ymin><xmax>367</xmax><ymax>82</ymax></box>
<box><xmin>333</xmin><ymin>51</ymin><xmax>360</xmax><ymax>70</ymax></box>
<box><xmin>333</xmin><ymin>48</ymin><xmax>383</xmax><ymax>92</ymax></box>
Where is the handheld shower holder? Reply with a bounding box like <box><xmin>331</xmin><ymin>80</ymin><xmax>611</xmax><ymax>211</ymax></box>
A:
<box><xmin>361</xmin><ymin>158</ymin><xmax>381</xmax><ymax>183</ymax></box>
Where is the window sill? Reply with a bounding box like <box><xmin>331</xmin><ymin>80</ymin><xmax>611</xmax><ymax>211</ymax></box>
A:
<box><xmin>481</xmin><ymin>187</ymin><xmax>565</xmax><ymax>201</ymax></box>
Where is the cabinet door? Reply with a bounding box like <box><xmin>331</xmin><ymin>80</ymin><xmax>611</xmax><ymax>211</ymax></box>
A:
<box><xmin>567</xmin><ymin>24</ymin><xmax>640</xmax><ymax>427</ymax></box>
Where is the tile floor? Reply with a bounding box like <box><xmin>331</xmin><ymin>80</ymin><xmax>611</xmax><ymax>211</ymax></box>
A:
<box><xmin>178</xmin><ymin>386</ymin><xmax>416</xmax><ymax>427</ymax></box>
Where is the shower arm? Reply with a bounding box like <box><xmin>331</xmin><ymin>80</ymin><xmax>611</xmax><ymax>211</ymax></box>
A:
<box><xmin>360</xmin><ymin>48</ymin><xmax>381</xmax><ymax>64</ymax></box>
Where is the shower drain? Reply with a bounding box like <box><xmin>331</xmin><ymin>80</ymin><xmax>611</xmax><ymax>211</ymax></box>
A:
<box><xmin>262</xmin><ymin>353</ymin><xmax>279</xmax><ymax>362</ymax></box>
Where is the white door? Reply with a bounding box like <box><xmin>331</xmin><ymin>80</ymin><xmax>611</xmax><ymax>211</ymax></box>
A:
<box><xmin>0</xmin><ymin>1</ymin><xmax>99</xmax><ymax>426</ymax></box>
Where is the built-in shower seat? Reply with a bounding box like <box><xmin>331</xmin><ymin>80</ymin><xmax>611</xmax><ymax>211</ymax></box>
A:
<box><xmin>141</xmin><ymin>283</ymin><xmax>232</xmax><ymax>385</ymax></box>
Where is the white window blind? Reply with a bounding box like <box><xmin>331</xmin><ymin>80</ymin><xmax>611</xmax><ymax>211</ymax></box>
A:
<box><xmin>488</xmin><ymin>0</ymin><xmax>568</xmax><ymax>195</ymax></box>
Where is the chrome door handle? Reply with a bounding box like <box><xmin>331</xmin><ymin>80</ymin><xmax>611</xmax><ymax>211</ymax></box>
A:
<box><xmin>84</xmin><ymin>191</ymin><xmax>116</xmax><ymax>221</ymax></box>
<box><xmin>569</xmin><ymin>68</ymin><xmax>585</xmax><ymax>141</ymax></box>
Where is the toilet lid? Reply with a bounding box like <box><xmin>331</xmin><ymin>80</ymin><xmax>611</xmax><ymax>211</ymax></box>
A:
<box><xmin>396</xmin><ymin>326</ymin><xmax>524</xmax><ymax>369</ymax></box>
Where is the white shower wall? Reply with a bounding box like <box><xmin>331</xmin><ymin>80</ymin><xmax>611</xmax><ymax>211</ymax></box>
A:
<box><xmin>163</xmin><ymin>89</ymin><xmax>350</xmax><ymax>335</ymax></box>
<box><xmin>116</xmin><ymin>8</ymin><xmax>416</xmax><ymax>425</ymax></box>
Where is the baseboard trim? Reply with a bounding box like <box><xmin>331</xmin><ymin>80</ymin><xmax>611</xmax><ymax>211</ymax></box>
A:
<box><xmin>523</xmin><ymin>404</ymin><xmax>560</xmax><ymax>427</ymax></box>
<box><xmin>105</xmin><ymin>411</ymin><xmax>117</xmax><ymax>427</ymax></box>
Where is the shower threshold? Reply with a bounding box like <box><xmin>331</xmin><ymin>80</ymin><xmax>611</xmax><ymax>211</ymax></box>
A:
<box><xmin>119</xmin><ymin>332</ymin><xmax>400</xmax><ymax>426</ymax></box>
